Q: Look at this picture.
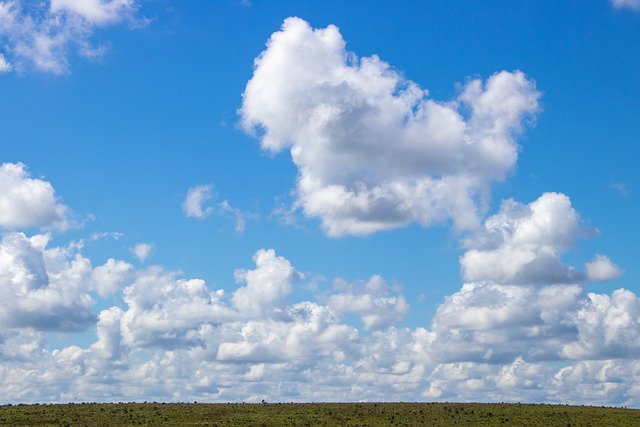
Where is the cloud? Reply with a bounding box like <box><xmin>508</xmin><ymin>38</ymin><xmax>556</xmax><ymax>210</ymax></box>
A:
<box><xmin>460</xmin><ymin>193</ymin><xmax>596</xmax><ymax>285</ymax></box>
<box><xmin>49</xmin><ymin>0</ymin><xmax>136</xmax><ymax>25</ymax></box>
<box><xmin>119</xmin><ymin>266</ymin><xmax>235</xmax><ymax>350</ymax></box>
<box><xmin>183</xmin><ymin>185</ymin><xmax>249</xmax><ymax>231</ymax></box>
<box><xmin>130</xmin><ymin>242</ymin><xmax>153</xmax><ymax>263</ymax></box>
<box><xmin>241</xmin><ymin>17</ymin><xmax>540</xmax><ymax>236</ymax></box>
<box><xmin>328</xmin><ymin>275</ymin><xmax>409</xmax><ymax>329</ymax></box>
<box><xmin>0</xmin><ymin>0</ymin><xmax>140</xmax><ymax>74</ymax></box>
<box><xmin>611</xmin><ymin>0</ymin><xmax>640</xmax><ymax>10</ymax></box>
<box><xmin>585</xmin><ymin>255</ymin><xmax>623</xmax><ymax>282</ymax></box>
<box><xmin>0</xmin><ymin>51</ymin><xmax>10</xmax><ymax>71</ymax></box>
<box><xmin>232</xmin><ymin>249</ymin><xmax>302</xmax><ymax>318</ymax></box>
<box><xmin>561</xmin><ymin>289</ymin><xmax>640</xmax><ymax>360</ymax></box>
<box><xmin>0</xmin><ymin>232</ymin><xmax>639</xmax><ymax>406</ymax></box>
<box><xmin>219</xmin><ymin>200</ymin><xmax>247</xmax><ymax>232</ymax></box>
<box><xmin>0</xmin><ymin>232</ymin><xmax>95</xmax><ymax>331</ymax></box>
<box><xmin>0</xmin><ymin>162</ymin><xmax>71</xmax><ymax>230</ymax></box>
<box><xmin>183</xmin><ymin>184</ymin><xmax>215</xmax><ymax>219</ymax></box>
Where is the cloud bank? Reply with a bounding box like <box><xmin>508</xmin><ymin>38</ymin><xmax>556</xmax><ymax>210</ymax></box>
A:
<box><xmin>1</xmin><ymin>174</ymin><xmax>638</xmax><ymax>405</ymax></box>
<box><xmin>241</xmin><ymin>17</ymin><xmax>540</xmax><ymax>236</ymax></box>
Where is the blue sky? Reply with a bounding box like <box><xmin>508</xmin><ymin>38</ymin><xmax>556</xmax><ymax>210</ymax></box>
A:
<box><xmin>1</xmin><ymin>0</ymin><xmax>639</xmax><ymax>405</ymax></box>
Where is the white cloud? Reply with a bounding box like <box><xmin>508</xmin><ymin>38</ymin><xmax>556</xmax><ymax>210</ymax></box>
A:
<box><xmin>231</xmin><ymin>249</ymin><xmax>302</xmax><ymax>318</ymax></box>
<box><xmin>585</xmin><ymin>254</ymin><xmax>623</xmax><ymax>282</ymax></box>
<box><xmin>219</xmin><ymin>199</ymin><xmax>246</xmax><ymax>232</ymax></box>
<box><xmin>241</xmin><ymin>17</ymin><xmax>540</xmax><ymax>236</ymax></box>
<box><xmin>0</xmin><ymin>52</ymin><xmax>10</xmax><ymax>71</ymax></box>
<box><xmin>0</xmin><ymin>162</ymin><xmax>71</xmax><ymax>230</ymax></box>
<box><xmin>0</xmin><ymin>232</ymin><xmax>95</xmax><ymax>331</ymax></box>
<box><xmin>0</xmin><ymin>0</ymin><xmax>140</xmax><ymax>74</ymax></box>
<box><xmin>50</xmin><ymin>0</ymin><xmax>135</xmax><ymax>26</ymax></box>
<box><xmin>119</xmin><ymin>267</ymin><xmax>235</xmax><ymax>349</ymax></box>
<box><xmin>611</xmin><ymin>0</ymin><xmax>640</xmax><ymax>10</ymax></box>
<box><xmin>561</xmin><ymin>289</ymin><xmax>640</xmax><ymax>360</ymax></box>
<box><xmin>91</xmin><ymin>258</ymin><xmax>132</xmax><ymax>297</ymax></box>
<box><xmin>328</xmin><ymin>275</ymin><xmax>409</xmax><ymax>329</ymax></box>
<box><xmin>0</xmin><ymin>234</ymin><xmax>639</xmax><ymax>406</ymax></box>
<box><xmin>460</xmin><ymin>193</ymin><xmax>595</xmax><ymax>285</ymax></box>
<box><xmin>183</xmin><ymin>185</ymin><xmax>251</xmax><ymax>232</ymax></box>
<box><xmin>130</xmin><ymin>242</ymin><xmax>153</xmax><ymax>263</ymax></box>
<box><xmin>183</xmin><ymin>184</ymin><xmax>216</xmax><ymax>219</ymax></box>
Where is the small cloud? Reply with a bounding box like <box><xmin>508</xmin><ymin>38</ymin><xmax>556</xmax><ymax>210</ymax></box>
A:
<box><xmin>609</xmin><ymin>181</ymin><xmax>629</xmax><ymax>197</ymax></box>
<box><xmin>90</xmin><ymin>231</ymin><xmax>123</xmax><ymax>241</ymax></box>
<box><xmin>183</xmin><ymin>184</ymin><xmax>215</xmax><ymax>219</ymax></box>
<box><xmin>585</xmin><ymin>254</ymin><xmax>623</xmax><ymax>282</ymax></box>
<box><xmin>0</xmin><ymin>53</ymin><xmax>11</xmax><ymax>72</ymax></box>
<box><xmin>611</xmin><ymin>0</ymin><xmax>640</xmax><ymax>10</ymax></box>
<box><xmin>131</xmin><ymin>242</ymin><xmax>153</xmax><ymax>263</ymax></box>
<box><xmin>220</xmin><ymin>200</ymin><xmax>246</xmax><ymax>233</ymax></box>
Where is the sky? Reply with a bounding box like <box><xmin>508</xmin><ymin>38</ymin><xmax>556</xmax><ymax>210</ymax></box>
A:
<box><xmin>1</xmin><ymin>0</ymin><xmax>640</xmax><ymax>406</ymax></box>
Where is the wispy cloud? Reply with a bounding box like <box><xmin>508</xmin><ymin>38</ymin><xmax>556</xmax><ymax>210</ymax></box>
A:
<box><xmin>611</xmin><ymin>0</ymin><xmax>640</xmax><ymax>11</ymax></box>
<box><xmin>0</xmin><ymin>0</ymin><xmax>143</xmax><ymax>74</ymax></box>
<box><xmin>183</xmin><ymin>184</ymin><xmax>252</xmax><ymax>232</ymax></box>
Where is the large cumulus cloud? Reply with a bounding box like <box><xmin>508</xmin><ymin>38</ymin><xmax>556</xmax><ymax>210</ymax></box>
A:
<box><xmin>240</xmin><ymin>17</ymin><xmax>540</xmax><ymax>236</ymax></box>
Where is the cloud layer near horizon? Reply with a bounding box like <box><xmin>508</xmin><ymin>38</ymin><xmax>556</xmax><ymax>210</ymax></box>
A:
<box><xmin>241</xmin><ymin>17</ymin><xmax>540</xmax><ymax>236</ymax></box>
<box><xmin>0</xmin><ymin>163</ymin><xmax>638</xmax><ymax>405</ymax></box>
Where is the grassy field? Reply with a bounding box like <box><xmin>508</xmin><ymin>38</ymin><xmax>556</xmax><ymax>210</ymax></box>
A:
<box><xmin>1</xmin><ymin>402</ymin><xmax>639</xmax><ymax>426</ymax></box>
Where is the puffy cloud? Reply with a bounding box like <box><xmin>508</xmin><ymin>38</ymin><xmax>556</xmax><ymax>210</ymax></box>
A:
<box><xmin>90</xmin><ymin>257</ymin><xmax>132</xmax><ymax>297</ymax></box>
<box><xmin>460</xmin><ymin>193</ymin><xmax>595</xmax><ymax>285</ymax></box>
<box><xmin>0</xmin><ymin>232</ymin><xmax>95</xmax><ymax>332</ymax></box>
<box><xmin>561</xmin><ymin>289</ymin><xmax>640</xmax><ymax>360</ymax></box>
<box><xmin>241</xmin><ymin>17</ymin><xmax>540</xmax><ymax>236</ymax></box>
<box><xmin>130</xmin><ymin>242</ymin><xmax>153</xmax><ymax>263</ymax></box>
<box><xmin>0</xmin><ymin>162</ymin><xmax>70</xmax><ymax>230</ymax></box>
<box><xmin>0</xmin><ymin>0</ymin><xmax>140</xmax><ymax>74</ymax></box>
<box><xmin>585</xmin><ymin>255</ymin><xmax>623</xmax><ymax>282</ymax></box>
<box><xmin>232</xmin><ymin>249</ymin><xmax>302</xmax><ymax>318</ymax></box>
<box><xmin>427</xmin><ymin>282</ymin><xmax>583</xmax><ymax>363</ymax></box>
<box><xmin>328</xmin><ymin>275</ymin><xmax>408</xmax><ymax>329</ymax></box>
<box><xmin>611</xmin><ymin>0</ymin><xmax>640</xmax><ymax>11</ymax></box>
<box><xmin>183</xmin><ymin>184</ymin><xmax>215</xmax><ymax>219</ymax></box>
<box><xmin>0</xmin><ymin>235</ymin><xmax>638</xmax><ymax>406</ymax></box>
<box><xmin>119</xmin><ymin>267</ymin><xmax>235</xmax><ymax>349</ymax></box>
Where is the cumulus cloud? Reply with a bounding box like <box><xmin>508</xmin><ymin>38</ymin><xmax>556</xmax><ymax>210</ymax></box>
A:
<box><xmin>328</xmin><ymin>275</ymin><xmax>408</xmax><ymax>329</ymax></box>
<box><xmin>0</xmin><ymin>162</ymin><xmax>71</xmax><ymax>230</ymax></box>
<box><xmin>460</xmin><ymin>192</ymin><xmax>595</xmax><ymax>285</ymax></box>
<box><xmin>0</xmin><ymin>232</ymin><xmax>639</xmax><ymax>406</ymax></box>
<box><xmin>611</xmin><ymin>0</ymin><xmax>640</xmax><ymax>10</ymax></box>
<box><xmin>119</xmin><ymin>267</ymin><xmax>235</xmax><ymax>349</ymax></box>
<box><xmin>0</xmin><ymin>0</ymin><xmax>140</xmax><ymax>74</ymax></box>
<box><xmin>585</xmin><ymin>254</ymin><xmax>623</xmax><ymax>282</ymax></box>
<box><xmin>0</xmin><ymin>232</ymin><xmax>94</xmax><ymax>331</ymax></box>
<box><xmin>241</xmin><ymin>17</ymin><xmax>540</xmax><ymax>236</ymax></box>
<box><xmin>231</xmin><ymin>249</ymin><xmax>302</xmax><ymax>318</ymax></box>
<box><xmin>130</xmin><ymin>242</ymin><xmax>153</xmax><ymax>263</ymax></box>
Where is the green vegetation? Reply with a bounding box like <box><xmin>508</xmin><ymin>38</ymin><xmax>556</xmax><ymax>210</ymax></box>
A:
<box><xmin>1</xmin><ymin>402</ymin><xmax>639</xmax><ymax>426</ymax></box>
